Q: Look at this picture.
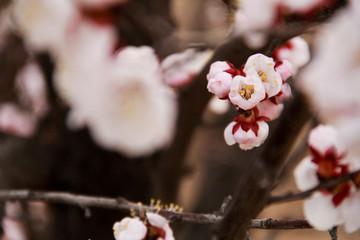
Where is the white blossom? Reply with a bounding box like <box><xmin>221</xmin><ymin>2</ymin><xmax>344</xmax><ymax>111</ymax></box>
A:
<box><xmin>113</xmin><ymin>217</ymin><xmax>147</xmax><ymax>240</ymax></box>
<box><xmin>244</xmin><ymin>54</ymin><xmax>282</xmax><ymax>97</ymax></box>
<box><xmin>12</xmin><ymin>0</ymin><xmax>78</xmax><ymax>51</ymax></box>
<box><xmin>228</xmin><ymin>72</ymin><xmax>265</xmax><ymax>110</ymax></box>
<box><xmin>224</xmin><ymin>120</ymin><xmax>269</xmax><ymax>150</ymax></box>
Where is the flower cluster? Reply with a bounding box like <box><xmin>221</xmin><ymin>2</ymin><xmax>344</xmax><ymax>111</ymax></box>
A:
<box><xmin>113</xmin><ymin>213</ymin><xmax>174</xmax><ymax>240</ymax></box>
<box><xmin>294</xmin><ymin>125</ymin><xmax>360</xmax><ymax>232</ymax></box>
<box><xmin>207</xmin><ymin>52</ymin><xmax>293</xmax><ymax>150</ymax></box>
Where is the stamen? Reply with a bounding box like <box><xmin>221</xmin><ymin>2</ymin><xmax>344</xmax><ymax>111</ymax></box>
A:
<box><xmin>238</xmin><ymin>85</ymin><xmax>255</xmax><ymax>100</ymax></box>
<box><xmin>258</xmin><ymin>71</ymin><xmax>267</xmax><ymax>82</ymax></box>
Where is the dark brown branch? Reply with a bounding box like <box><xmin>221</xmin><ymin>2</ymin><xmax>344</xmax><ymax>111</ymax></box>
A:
<box><xmin>329</xmin><ymin>227</ymin><xmax>338</xmax><ymax>240</ymax></box>
<box><xmin>0</xmin><ymin>189</ymin><xmax>314</xmax><ymax>229</ymax></box>
<box><xmin>250</xmin><ymin>219</ymin><xmax>312</xmax><ymax>230</ymax></box>
<box><xmin>268</xmin><ymin>169</ymin><xmax>360</xmax><ymax>204</ymax></box>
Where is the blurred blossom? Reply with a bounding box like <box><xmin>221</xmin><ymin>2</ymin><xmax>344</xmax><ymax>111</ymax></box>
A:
<box><xmin>294</xmin><ymin>124</ymin><xmax>360</xmax><ymax>233</ymax></box>
<box><xmin>57</xmin><ymin>41</ymin><xmax>177</xmax><ymax>157</ymax></box>
<box><xmin>207</xmin><ymin>96</ymin><xmax>230</xmax><ymax>115</ymax></box>
<box><xmin>273</xmin><ymin>37</ymin><xmax>310</xmax><ymax>75</ymax></box>
<box><xmin>0</xmin><ymin>104</ymin><xmax>36</xmax><ymax>137</ymax></box>
<box><xmin>16</xmin><ymin>62</ymin><xmax>48</xmax><ymax>118</ymax></box>
<box><xmin>0</xmin><ymin>60</ymin><xmax>47</xmax><ymax>138</ymax></box>
<box><xmin>233</xmin><ymin>0</ymin><xmax>334</xmax><ymax>47</ymax></box>
<box><xmin>161</xmin><ymin>48</ymin><xmax>212</xmax><ymax>87</ymax></box>
<box><xmin>12</xmin><ymin>0</ymin><xmax>78</xmax><ymax>52</ymax></box>
<box><xmin>1</xmin><ymin>202</ymin><xmax>27</xmax><ymax>240</ymax></box>
<box><xmin>53</xmin><ymin>21</ymin><xmax>116</xmax><ymax>106</ymax></box>
<box><xmin>1</xmin><ymin>218</ymin><xmax>27</xmax><ymax>240</ymax></box>
<box><xmin>299</xmin><ymin>0</ymin><xmax>360</xmax><ymax>154</ymax></box>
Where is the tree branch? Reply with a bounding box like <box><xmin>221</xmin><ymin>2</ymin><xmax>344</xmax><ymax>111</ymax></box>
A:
<box><xmin>268</xmin><ymin>169</ymin><xmax>360</xmax><ymax>204</ymax></box>
<box><xmin>329</xmin><ymin>227</ymin><xmax>338</xmax><ymax>240</ymax></box>
<box><xmin>0</xmin><ymin>189</ymin><xmax>313</xmax><ymax>229</ymax></box>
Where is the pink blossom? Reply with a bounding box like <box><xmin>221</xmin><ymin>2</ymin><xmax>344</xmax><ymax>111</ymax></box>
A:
<box><xmin>273</xmin><ymin>37</ymin><xmax>310</xmax><ymax>75</ymax></box>
<box><xmin>207</xmin><ymin>72</ymin><xmax>233</xmax><ymax>99</ymax></box>
<box><xmin>256</xmin><ymin>100</ymin><xmax>284</xmax><ymax>121</ymax></box>
<box><xmin>207</xmin><ymin>61</ymin><xmax>232</xmax><ymax>80</ymax></box>
<box><xmin>0</xmin><ymin>104</ymin><xmax>36</xmax><ymax>138</ymax></box>
<box><xmin>244</xmin><ymin>54</ymin><xmax>282</xmax><ymax>98</ymax></box>
<box><xmin>228</xmin><ymin>72</ymin><xmax>266</xmax><ymax>110</ymax></box>
<box><xmin>113</xmin><ymin>217</ymin><xmax>147</xmax><ymax>240</ymax></box>
<box><xmin>271</xmin><ymin>82</ymin><xmax>292</xmax><ymax>104</ymax></box>
<box><xmin>274</xmin><ymin>60</ymin><xmax>292</xmax><ymax>82</ymax></box>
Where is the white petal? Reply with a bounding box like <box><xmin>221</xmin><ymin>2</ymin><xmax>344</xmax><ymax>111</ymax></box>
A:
<box><xmin>308</xmin><ymin>124</ymin><xmax>344</xmax><ymax>155</ymax></box>
<box><xmin>294</xmin><ymin>157</ymin><xmax>319</xmax><ymax>191</ymax></box>
<box><xmin>304</xmin><ymin>193</ymin><xmax>343</xmax><ymax>231</ymax></box>
<box><xmin>224</xmin><ymin>122</ymin><xmax>236</xmax><ymax>146</ymax></box>
<box><xmin>146</xmin><ymin>213</ymin><xmax>174</xmax><ymax>240</ymax></box>
<box><xmin>341</xmin><ymin>192</ymin><xmax>360</xmax><ymax>233</ymax></box>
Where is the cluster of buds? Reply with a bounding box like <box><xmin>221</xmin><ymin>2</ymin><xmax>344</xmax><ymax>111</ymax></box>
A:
<box><xmin>294</xmin><ymin>125</ymin><xmax>360</xmax><ymax>233</ymax></box>
<box><xmin>206</xmin><ymin>52</ymin><xmax>292</xmax><ymax>150</ymax></box>
<box><xmin>113</xmin><ymin>200</ymin><xmax>181</xmax><ymax>240</ymax></box>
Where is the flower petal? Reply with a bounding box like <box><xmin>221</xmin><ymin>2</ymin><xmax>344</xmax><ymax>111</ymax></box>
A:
<box><xmin>304</xmin><ymin>193</ymin><xmax>343</xmax><ymax>231</ymax></box>
<box><xmin>294</xmin><ymin>156</ymin><xmax>319</xmax><ymax>191</ymax></box>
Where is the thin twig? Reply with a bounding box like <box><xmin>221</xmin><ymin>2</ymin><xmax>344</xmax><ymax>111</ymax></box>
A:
<box><xmin>0</xmin><ymin>189</ymin><xmax>312</xmax><ymax>229</ymax></box>
<box><xmin>329</xmin><ymin>227</ymin><xmax>338</xmax><ymax>240</ymax></box>
<box><xmin>268</xmin><ymin>169</ymin><xmax>360</xmax><ymax>204</ymax></box>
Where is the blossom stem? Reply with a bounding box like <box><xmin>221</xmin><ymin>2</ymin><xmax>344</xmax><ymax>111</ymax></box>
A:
<box><xmin>268</xmin><ymin>169</ymin><xmax>360</xmax><ymax>204</ymax></box>
<box><xmin>0</xmin><ymin>189</ymin><xmax>313</xmax><ymax>229</ymax></box>
<box><xmin>329</xmin><ymin>227</ymin><xmax>337</xmax><ymax>240</ymax></box>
